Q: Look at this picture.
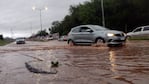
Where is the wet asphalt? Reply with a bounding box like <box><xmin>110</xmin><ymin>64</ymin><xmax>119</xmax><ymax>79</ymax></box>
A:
<box><xmin>0</xmin><ymin>40</ymin><xmax>148</xmax><ymax>84</ymax></box>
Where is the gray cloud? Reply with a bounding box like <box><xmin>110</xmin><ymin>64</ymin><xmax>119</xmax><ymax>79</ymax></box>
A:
<box><xmin>0</xmin><ymin>0</ymin><xmax>89</xmax><ymax>38</ymax></box>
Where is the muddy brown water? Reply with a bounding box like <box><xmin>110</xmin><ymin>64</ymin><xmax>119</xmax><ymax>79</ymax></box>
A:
<box><xmin>0</xmin><ymin>40</ymin><xmax>148</xmax><ymax>84</ymax></box>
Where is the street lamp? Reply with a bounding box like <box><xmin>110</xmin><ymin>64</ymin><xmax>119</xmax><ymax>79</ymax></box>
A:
<box><xmin>101</xmin><ymin>0</ymin><xmax>105</xmax><ymax>27</ymax></box>
<box><xmin>32</xmin><ymin>6</ymin><xmax>48</xmax><ymax>31</ymax></box>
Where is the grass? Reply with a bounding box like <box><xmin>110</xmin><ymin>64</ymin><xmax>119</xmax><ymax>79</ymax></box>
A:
<box><xmin>128</xmin><ymin>36</ymin><xmax>149</xmax><ymax>40</ymax></box>
<box><xmin>0</xmin><ymin>40</ymin><xmax>12</xmax><ymax>46</ymax></box>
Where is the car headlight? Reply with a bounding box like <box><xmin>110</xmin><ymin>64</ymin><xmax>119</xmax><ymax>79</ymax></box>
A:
<box><xmin>107</xmin><ymin>33</ymin><xmax>115</xmax><ymax>37</ymax></box>
<box><xmin>124</xmin><ymin>33</ymin><xmax>127</xmax><ymax>36</ymax></box>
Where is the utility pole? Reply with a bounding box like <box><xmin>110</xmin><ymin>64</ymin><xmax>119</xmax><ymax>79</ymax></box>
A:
<box><xmin>101</xmin><ymin>0</ymin><xmax>105</xmax><ymax>27</ymax></box>
<box><xmin>10</xmin><ymin>28</ymin><xmax>14</xmax><ymax>38</ymax></box>
<box><xmin>30</xmin><ymin>23</ymin><xmax>33</xmax><ymax>35</ymax></box>
<box><xmin>39</xmin><ymin>10</ymin><xmax>42</xmax><ymax>31</ymax></box>
<box><xmin>32</xmin><ymin>6</ymin><xmax>48</xmax><ymax>32</ymax></box>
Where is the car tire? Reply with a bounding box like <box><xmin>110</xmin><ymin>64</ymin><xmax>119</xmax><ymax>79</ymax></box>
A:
<box><xmin>95</xmin><ymin>38</ymin><xmax>105</xmax><ymax>47</ymax></box>
<box><xmin>126</xmin><ymin>36</ymin><xmax>131</xmax><ymax>39</ymax></box>
<box><xmin>68</xmin><ymin>40</ymin><xmax>75</xmax><ymax>46</ymax></box>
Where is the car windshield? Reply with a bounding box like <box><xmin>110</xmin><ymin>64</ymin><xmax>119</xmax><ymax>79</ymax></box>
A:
<box><xmin>91</xmin><ymin>25</ymin><xmax>108</xmax><ymax>31</ymax></box>
<box><xmin>16</xmin><ymin>38</ymin><xmax>25</xmax><ymax>40</ymax></box>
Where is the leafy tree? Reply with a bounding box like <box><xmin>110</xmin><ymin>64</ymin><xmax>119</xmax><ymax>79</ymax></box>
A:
<box><xmin>0</xmin><ymin>35</ymin><xmax>3</xmax><ymax>40</ymax></box>
<box><xmin>49</xmin><ymin>0</ymin><xmax>149</xmax><ymax>34</ymax></box>
<box><xmin>36</xmin><ymin>30</ymin><xmax>49</xmax><ymax>36</ymax></box>
<box><xmin>50</xmin><ymin>21</ymin><xmax>61</xmax><ymax>34</ymax></box>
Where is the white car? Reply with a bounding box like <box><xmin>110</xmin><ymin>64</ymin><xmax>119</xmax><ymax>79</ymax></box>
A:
<box><xmin>127</xmin><ymin>26</ymin><xmax>149</xmax><ymax>38</ymax></box>
<box><xmin>58</xmin><ymin>35</ymin><xmax>68</xmax><ymax>41</ymax></box>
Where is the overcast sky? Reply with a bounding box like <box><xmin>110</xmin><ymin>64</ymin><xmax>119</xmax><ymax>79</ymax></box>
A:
<box><xmin>0</xmin><ymin>0</ymin><xmax>89</xmax><ymax>38</ymax></box>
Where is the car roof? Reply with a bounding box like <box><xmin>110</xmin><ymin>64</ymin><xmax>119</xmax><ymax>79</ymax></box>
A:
<box><xmin>72</xmin><ymin>25</ymin><xmax>107</xmax><ymax>30</ymax></box>
<box><xmin>138</xmin><ymin>25</ymin><xmax>149</xmax><ymax>28</ymax></box>
<box><xmin>16</xmin><ymin>37</ymin><xmax>25</xmax><ymax>39</ymax></box>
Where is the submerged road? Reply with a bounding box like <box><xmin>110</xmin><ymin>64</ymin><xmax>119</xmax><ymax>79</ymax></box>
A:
<box><xmin>0</xmin><ymin>40</ymin><xmax>149</xmax><ymax>84</ymax></box>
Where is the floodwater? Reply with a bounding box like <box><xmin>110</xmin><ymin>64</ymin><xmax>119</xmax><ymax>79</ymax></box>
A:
<box><xmin>0</xmin><ymin>40</ymin><xmax>148</xmax><ymax>84</ymax></box>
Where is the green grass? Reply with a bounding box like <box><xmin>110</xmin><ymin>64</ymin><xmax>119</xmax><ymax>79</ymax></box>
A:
<box><xmin>128</xmin><ymin>36</ymin><xmax>149</xmax><ymax>40</ymax></box>
<box><xmin>0</xmin><ymin>40</ymin><xmax>11</xmax><ymax>46</ymax></box>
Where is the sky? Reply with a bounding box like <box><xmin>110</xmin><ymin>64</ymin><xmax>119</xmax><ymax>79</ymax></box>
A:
<box><xmin>0</xmin><ymin>0</ymin><xmax>89</xmax><ymax>38</ymax></box>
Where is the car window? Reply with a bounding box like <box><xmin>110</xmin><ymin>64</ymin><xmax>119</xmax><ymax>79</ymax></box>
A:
<box><xmin>143</xmin><ymin>27</ymin><xmax>149</xmax><ymax>31</ymax></box>
<box><xmin>92</xmin><ymin>25</ymin><xmax>108</xmax><ymax>31</ymax></box>
<box><xmin>72</xmin><ymin>28</ymin><xmax>80</xmax><ymax>33</ymax></box>
<box><xmin>133</xmin><ymin>27</ymin><xmax>142</xmax><ymax>32</ymax></box>
<box><xmin>80</xmin><ymin>27</ymin><xmax>91</xmax><ymax>32</ymax></box>
<box><xmin>16</xmin><ymin>38</ymin><xmax>25</xmax><ymax>40</ymax></box>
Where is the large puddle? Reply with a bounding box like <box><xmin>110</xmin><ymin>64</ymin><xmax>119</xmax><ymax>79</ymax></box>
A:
<box><xmin>0</xmin><ymin>41</ymin><xmax>148</xmax><ymax>84</ymax></box>
<box><xmin>44</xmin><ymin>41</ymin><xmax>149</xmax><ymax>84</ymax></box>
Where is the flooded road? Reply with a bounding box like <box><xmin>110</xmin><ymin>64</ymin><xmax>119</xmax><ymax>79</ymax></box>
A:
<box><xmin>0</xmin><ymin>40</ymin><xmax>149</xmax><ymax>84</ymax></box>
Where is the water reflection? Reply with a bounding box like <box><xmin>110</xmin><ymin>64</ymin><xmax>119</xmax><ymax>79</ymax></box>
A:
<box><xmin>108</xmin><ymin>45</ymin><xmax>149</xmax><ymax>84</ymax></box>
<box><xmin>108</xmin><ymin>48</ymin><xmax>135</xmax><ymax>84</ymax></box>
<box><xmin>109</xmin><ymin>50</ymin><xmax>117</xmax><ymax>73</ymax></box>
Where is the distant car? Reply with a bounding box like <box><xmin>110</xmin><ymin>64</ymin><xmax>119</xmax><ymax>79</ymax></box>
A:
<box><xmin>16</xmin><ymin>38</ymin><xmax>25</xmax><ymax>44</ymax></box>
<box><xmin>46</xmin><ymin>36</ymin><xmax>54</xmax><ymax>40</ymax></box>
<box><xmin>58</xmin><ymin>35</ymin><xmax>68</xmax><ymax>41</ymax></box>
<box><xmin>127</xmin><ymin>26</ymin><xmax>149</xmax><ymax>39</ymax></box>
<box><xmin>67</xmin><ymin>25</ymin><xmax>126</xmax><ymax>46</ymax></box>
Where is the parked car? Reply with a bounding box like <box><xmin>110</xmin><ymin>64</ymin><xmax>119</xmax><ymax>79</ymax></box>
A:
<box><xmin>16</xmin><ymin>38</ymin><xmax>26</xmax><ymax>44</ymax></box>
<box><xmin>127</xmin><ymin>26</ymin><xmax>149</xmax><ymax>39</ymax></box>
<box><xmin>58</xmin><ymin>35</ymin><xmax>68</xmax><ymax>41</ymax></box>
<box><xmin>46</xmin><ymin>36</ymin><xmax>54</xmax><ymax>40</ymax></box>
<box><xmin>67</xmin><ymin>25</ymin><xmax>126</xmax><ymax>46</ymax></box>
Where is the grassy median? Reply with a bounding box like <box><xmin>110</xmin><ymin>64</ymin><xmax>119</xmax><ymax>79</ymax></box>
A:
<box><xmin>0</xmin><ymin>40</ymin><xmax>12</xmax><ymax>46</ymax></box>
<box><xmin>128</xmin><ymin>37</ymin><xmax>149</xmax><ymax>40</ymax></box>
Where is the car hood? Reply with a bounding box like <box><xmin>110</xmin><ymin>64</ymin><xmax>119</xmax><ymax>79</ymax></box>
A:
<box><xmin>126</xmin><ymin>32</ymin><xmax>134</xmax><ymax>36</ymax></box>
<box><xmin>94</xmin><ymin>30</ymin><xmax>125</xmax><ymax>37</ymax></box>
<box><xmin>104</xmin><ymin>30</ymin><xmax>124</xmax><ymax>34</ymax></box>
<box><xmin>16</xmin><ymin>39</ymin><xmax>25</xmax><ymax>41</ymax></box>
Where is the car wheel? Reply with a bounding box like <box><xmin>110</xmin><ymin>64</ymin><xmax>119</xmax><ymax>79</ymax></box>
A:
<box><xmin>95</xmin><ymin>39</ymin><xmax>105</xmax><ymax>47</ymax></box>
<box><xmin>126</xmin><ymin>36</ymin><xmax>131</xmax><ymax>39</ymax></box>
<box><xmin>68</xmin><ymin>40</ymin><xmax>75</xmax><ymax>46</ymax></box>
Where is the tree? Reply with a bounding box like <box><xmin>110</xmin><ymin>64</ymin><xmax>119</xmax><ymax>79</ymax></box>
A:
<box><xmin>36</xmin><ymin>30</ymin><xmax>49</xmax><ymax>36</ymax></box>
<box><xmin>49</xmin><ymin>0</ymin><xmax>149</xmax><ymax>34</ymax></box>
<box><xmin>50</xmin><ymin>21</ymin><xmax>61</xmax><ymax>34</ymax></box>
<box><xmin>0</xmin><ymin>35</ymin><xmax>3</xmax><ymax>40</ymax></box>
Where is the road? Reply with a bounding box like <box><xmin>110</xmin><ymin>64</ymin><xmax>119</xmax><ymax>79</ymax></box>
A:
<box><xmin>0</xmin><ymin>40</ymin><xmax>149</xmax><ymax>84</ymax></box>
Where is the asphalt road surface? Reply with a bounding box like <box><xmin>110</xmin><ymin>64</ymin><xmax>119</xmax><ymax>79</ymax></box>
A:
<box><xmin>0</xmin><ymin>40</ymin><xmax>149</xmax><ymax>84</ymax></box>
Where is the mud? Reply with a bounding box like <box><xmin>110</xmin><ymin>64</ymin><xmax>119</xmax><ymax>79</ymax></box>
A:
<box><xmin>0</xmin><ymin>40</ymin><xmax>148</xmax><ymax>84</ymax></box>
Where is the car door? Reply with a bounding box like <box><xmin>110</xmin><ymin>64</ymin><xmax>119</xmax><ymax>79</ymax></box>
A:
<box><xmin>132</xmin><ymin>27</ymin><xmax>142</xmax><ymax>37</ymax></box>
<box><xmin>142</xmin><ymin>26</ymin><xmax>149</xmax><ymax>37</ymax></box>
<box><xmin>78</xmin><ymin>27</ymin><xmax>94</xmax><ymax>43</ymax></box>
<box><xmin>70</xmin><ymin>27</ymin><xmax>81</xmax><ymax>42</ymax></box>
